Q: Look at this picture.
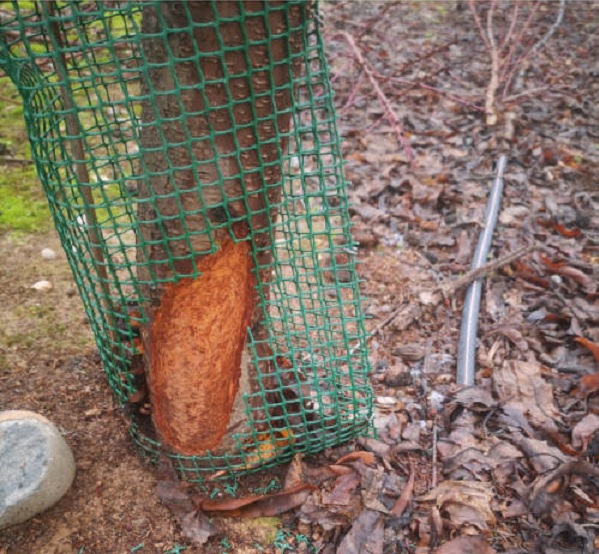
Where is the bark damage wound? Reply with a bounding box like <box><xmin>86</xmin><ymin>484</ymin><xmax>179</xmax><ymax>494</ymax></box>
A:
<box><xmin>149</xmin><ymin>236</ymin><xmax>255</xmax><ymax>455</ymax></box>
<box><xmin>138</xmin><ymin>2</ymin><xmax>304</xmax><ymax>456</ymax></box>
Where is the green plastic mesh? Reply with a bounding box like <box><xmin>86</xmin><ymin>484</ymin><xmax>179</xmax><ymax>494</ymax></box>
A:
<box><xmin>0</xmin><ymin>1</ymin><xmax>372</xmax><ymax>481</ymax></box>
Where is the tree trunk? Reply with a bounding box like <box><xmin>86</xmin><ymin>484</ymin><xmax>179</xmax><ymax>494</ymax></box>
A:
<box><xmin>137</xmin><ymin>1</ymin><xmax>304</xmax><ymax>457</ymax></box>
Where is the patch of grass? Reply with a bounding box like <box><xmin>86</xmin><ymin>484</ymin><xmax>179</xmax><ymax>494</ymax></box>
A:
<box><xmin>0</xmin><ymin>77</ymin><xmax>52</xmax><ymax>233</ymax></box>
<box><xmin>0</xmin><ymin>166</ymin><xmax>51</xmax><ymax>233</ymax></box>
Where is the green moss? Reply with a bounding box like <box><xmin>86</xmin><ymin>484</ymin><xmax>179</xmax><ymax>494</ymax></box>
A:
<box><xmin>0</xmin><ymin>78</ymin><xmax>52</xmax><ymax>233</ymax></box>
<box><xmin>0</xmin><ymin>166</ymin><xmax>51</xmax><ymax>233</ymax></box>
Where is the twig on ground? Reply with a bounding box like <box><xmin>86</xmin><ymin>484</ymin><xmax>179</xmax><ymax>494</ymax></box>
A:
<box><xmin>353</xmin><ymin>244</ymin><xmax>538</xmax><ymax>355</ymax></box>
<box><xmin>340</xmin><ymin>31</ymin><xmax>415</xmax><ymax>163</ymax></box>
<box><xmin>0</xmin><ymin>156</ymin><xmax>34</xmax><ymax>164</ymax></box>
<box><xmin>439</xmin><ymin>244</ymin><xmax>537</xmax><ymax>300</ymax></box>
<box><xmin>374</xmin><ymin>72</ymin><xmax>484</xmax><ymax>112</ymax></box>
<box><xmin>504</xmin><ymin>86</ymin><xmax>549</xmax><ymax>103</ymax></box>
<box><xmin>338</xmin><ymin>70</ymin><xmax>365</xmax><ymax>115</ymax></box>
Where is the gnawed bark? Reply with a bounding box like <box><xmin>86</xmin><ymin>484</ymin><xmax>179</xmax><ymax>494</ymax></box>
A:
<box><xmin>137</xmin><ymin>2</ymin><xmax>305</xmax><ymax>456</ymax></box>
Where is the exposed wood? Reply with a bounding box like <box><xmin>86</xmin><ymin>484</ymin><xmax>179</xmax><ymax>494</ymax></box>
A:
<box><xmin>149</xmin><ymin>235</ymin><xmax>255</xmax><ymax>455</ymax></box>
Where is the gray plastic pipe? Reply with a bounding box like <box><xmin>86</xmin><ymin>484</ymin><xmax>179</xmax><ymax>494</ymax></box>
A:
<box><xmin>456</xmin><ymin>155</ymin><xmax>508</xmax><ymax>386</ymax></box>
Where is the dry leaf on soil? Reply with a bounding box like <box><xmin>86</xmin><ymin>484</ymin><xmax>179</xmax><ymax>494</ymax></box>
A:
<box><xmin>200</xmin><ymin>483</ymin><xmax>315</xmax><ymax>518</ymax></box>
<box><xmin>434</xmin><ymin>535</ymin><xmax>496</xmax><ymax>554</ymax></box>
<box><xmin>493</xmin><ymin>360</ymin><xmax>559</xmax><ymax>434</ymax></box>
<box><xmin>419</xmin><ymin>481</ymin><xmax>496</xmax><ymax>530</ymax></box>
<box><xmin>336</xmin><ymin>509</ymin><xmax>384</xmax><ymax>554</ymax></box>
<box><xmin>571</xmin><ymin>413</ymin><xmax>599</xmax><ymax>451</ymax></box>
<box><xmin>156</xmin><ymin>479</ymin><xmax>216</xmax><ymax>545</ymax></box>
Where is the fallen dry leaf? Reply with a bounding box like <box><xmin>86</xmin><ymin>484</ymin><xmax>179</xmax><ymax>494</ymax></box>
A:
<box><xmin>327</xmin><ymin>472</ymin><xmax>361</xmax><ymax>506</ymax></box>
<box><xmin>200</xmin><ymin>483</ymin><xmax>315</xmax><ymax>518</ymax></box>
<box><xmin>179</xmin><ymin>511</ymin><xmax>216</xmax><ymax>546</ymax></box>
<box><xmin>156</xmin><ymin>478</ymin><xmax>215</xmax><ymax>545</ymax></box>
<box><xmin>537</xmin><ymin>217</ymin><xmax>582</xmax><ymax>238</ymax></box>
<box><xmin>336</xmin><ymin>450</ymin><xmax>377</xmax><ymax>467</ymax></box>
<box><xmin>571</xmin><ymin>413</ymin><xmax>599</xmax><ymax>451</ymax></box>
<box><xmin>530</xmin><ymin>461</ymin><xmax>599</xmax><ymax>518</ymax></box>
<box><xmin>434</xmin><ymin>536</ymin><xmax>496</xmax><ymax>554</ymax></box>
<box><xmin>284</xmin><ymin>453</ymin><xmax>304</xmax><ymax>489</ymax></box>
<box><xmin>419</xmin><ymin>481</ymin><xmax>496</xmax><ymax>530</ymax></box>
<box><xmin>493</xmin><ymin>360</ymin><xmax>560</xmax><ymax>434</ymax></box>
<box><xmin>577</xmin><ymin>373</ymin><xmax>599</xmax><ymax>398</ymax></box>
<box><xmin>539</xmin><ymin>254</ymin><xmax>596</xmax><ymax>294</ymax></box>
<box><xmin>336</xmin><ymin>509</ymin><xmax>384</xmax><ymax>554</ymax></box>
<box><xmin>575</xmin><ymin>336</ymin><xmax>599</xmax><ymax>365</ymax></box>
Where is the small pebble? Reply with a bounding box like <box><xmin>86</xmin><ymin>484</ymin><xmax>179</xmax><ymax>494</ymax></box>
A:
<box><xmin>41</xmin><ymin>248</ymin><xmax>57</xmax><ymax>260</ymax></box>
<box><xmin>31</xmin><ymin>280</ymin><xmax>53</xmax><ymax>292</ymax></box>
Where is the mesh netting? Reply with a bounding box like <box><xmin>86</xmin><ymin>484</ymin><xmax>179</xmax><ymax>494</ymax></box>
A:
<box><xmin>0</xmin><ymin>1</ymin><xmax>372</xmax><ymax>481</ymax></box>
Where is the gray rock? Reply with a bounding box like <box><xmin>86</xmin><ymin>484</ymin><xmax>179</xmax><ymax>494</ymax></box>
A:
<box><xmin>0</xmin><ymin>410</ymin><xmax>76</xmax><ymax>530</ymax></box>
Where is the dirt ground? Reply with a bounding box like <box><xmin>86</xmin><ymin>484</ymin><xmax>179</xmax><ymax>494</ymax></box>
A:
<box><xmin>2</xmin><ymin>2</ymin><xmax>599</xmax><ymax>553</ymax></box>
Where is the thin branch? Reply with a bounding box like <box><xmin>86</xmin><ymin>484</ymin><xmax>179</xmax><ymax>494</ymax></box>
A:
<box><xmin>0</xmin><ymin>156</ymin><xmax>34</xmax><ymax>164</ymax></box>
<box><xmin>484</xmin><ymin>0</ymin><xmax>499</xmax><ymax>125</ymax></box>
<box><xmin>341</xmin><ymin>31</ymin><xmax>414</xmax><ymax>162</ymax></box>
<box><xmin>504</xmin><ymin>86</ymin><xmax>548</xmax><ymax>103</ymax></box>
<box><xmin>501</xmin><ymin>1</ymin><xmax>519</xmax><ymax>52</ymax></box>
<box><xmin>439</xmin><ymin>244</ymin><xmax>537</xmax><ymax>300</ymax></box>
<box><xmin>468</xmin><ymin>0</ymin><xmax>492</xmax><ymax>52</ymax></box>
<box><xmin>530</xmin><ymin>0</ymin><xmax>566</xmax><ymax>54</ymax></box>
<box><xmin>375</xmin><ymin>72</ymin><xmax>484</xmax><ymax>112</ymax></box>
<box><xmin>337</xmin><ymin>70</ymin><xmax>365</xmax><ymax>115</ymax></box>
<box><xmin>499</xmin><ymin>0</ymin><xmax>542</xmax><ymax>99</ymax></box>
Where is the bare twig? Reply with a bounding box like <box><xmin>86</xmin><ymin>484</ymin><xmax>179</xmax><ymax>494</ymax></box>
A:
<box><xmin>341</xmin><ymin>31</ymin><xmax>414</xmax><ymax>162</ymax></box>
<box><xmin>337</xmin><ymin>70</ymin><xmax>365</xmax><ymax>115</ymax></box>
<box><xmin>355</xmin><ymin>244</ymin><xmax>538</xmax><ymax>355</ymax></box>
<box><xmin>469</xmin><ymin>0</ymin><xmax>561</xmax><ymax>117</ymax></box>
<box><xmin>484</xmin><ymin>0</ymin><xmax>499</xmax><ymax>125</ymax></box>
<box><xmin>499</xmin><ymin>0</ymin><xmax>542</xmax><ymax>100</ymax></box>
<box><xmin>374</xmin><ymin>72</ymin><xmax>484</xmax><ymax>112</ymax></box>
<box><xmin>501</xmin><ymin>2</ymin><xmax>519</xmax><ymax>52</ymax></box>
<box><xmin>504</xmin><ymin>86</ymin><xmax>549</xmax><ymax>103</ymax></box>
<box><xmin>439</xmin><ymin>244</ymin><xmax>537</xmax><ymax>300</ymax></box>
<box><xmin>468</xmin><ymin>0</ymin><xmax>491</xmax><ymax>52</ymax></box>
<box><xmin>0</xmin><ymin>156</ymin><xmax>34</xmax><ymax>164</ymax></box>
<box><xmin>499</xmin><ymin>0</ymin><xmax>566</xmax><ymax>100</ymax></box>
